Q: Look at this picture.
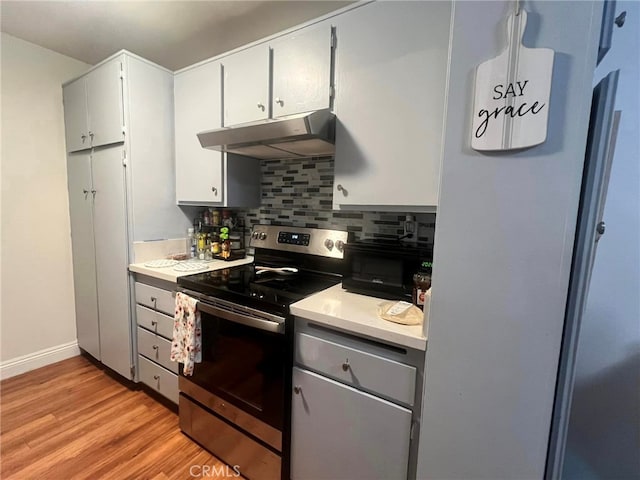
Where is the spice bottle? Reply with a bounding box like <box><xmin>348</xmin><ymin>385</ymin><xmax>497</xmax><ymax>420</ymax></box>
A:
<box><xmin>211</xmin><ymin>232</ymin><xmax>221</xmax><ymax>256</ymax></box>
<box><xmin>211</xmin><ymin>209</ymin><xmax>221</xmax><ymax>226</ymax></box>
<box><xmin>412</xmin><ymin>272</ymin><xmax>432</xmax><ymax>310</ymax></box>
<box><xmin>220</xmin><ymin>227</ymin><xmax>230</xmax><ymax>259</ymax></box>
<box><xmin>197</xmin><ymin>232</ymin><xmax>206</xmax><ymax>260</ymax></box>
<box><xmin>186</xmin><ymin>227</ymin><xmax>196</xmax><ymax>258</ymax></box>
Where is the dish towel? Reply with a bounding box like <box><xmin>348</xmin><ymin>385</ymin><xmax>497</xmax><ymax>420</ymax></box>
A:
<box><xmin>170</xmin><ymin>292</ymin><xmax>202</xmax><ymax>376</ymax></box>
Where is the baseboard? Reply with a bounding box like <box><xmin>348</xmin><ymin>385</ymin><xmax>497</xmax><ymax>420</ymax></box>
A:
<box><xmin>0</xmin><ymin>341</ymin><xmax>80</xmax><ymax>380</ymax></box>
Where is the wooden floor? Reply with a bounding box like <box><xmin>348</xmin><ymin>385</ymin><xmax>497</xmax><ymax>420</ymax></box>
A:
<box><xmin>0</xmin><ymin>355</ymin><xmax>233</xmax><ymax>479</ymax></box>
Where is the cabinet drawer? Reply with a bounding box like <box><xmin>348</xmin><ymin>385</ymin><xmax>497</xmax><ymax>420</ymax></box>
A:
<box><xmin>138</xmin><ymin>355</ymin><xmax>178</xmax><ymax>404</ymax></box>
<box><xmin>295</xmin><ymin>332</ymin><xmax>417</xmax><ymax>406</ymax></box>
<box><xmin>135</xmin><ymin>282</ymin><xmax>175</xmax><ymax>316</ymax></box>
<box><xmin>136</xmin><ymin>304</ymin><xmax>174</xmax><ymax>340</ymax></box>
<box><xmin>137</xmin><ymin>327</ymin><xmax>178</xmax><ymax>374</ymax></box>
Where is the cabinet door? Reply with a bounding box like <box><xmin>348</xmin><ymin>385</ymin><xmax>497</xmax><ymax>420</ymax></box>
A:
<box><xmin>86</xmin><ymin>59</ymin><xmax>125</xmax><ymax>148</ymax></box>
<box><xmin>222</xmin><ymin>44</ymin><xmax>270</xmax><ymax>126</ymax></box>
<box><xmin>291</xmin><ymin>367</ymin><xmax>412</xmax><ymax>480</ymax></box>
<box><xmin>66</xmin><ymin>152</ymin><xmax>100</xmax><ymax>359</ymax></box>
<box><xmin>271</xmin><ymin>23</ymin><xmax>333</xmax><ymax>118</ymax></box>
<box><xmin>333</xmin><ymin>2</ymin><xmax>451</xmax><ymax>209</ymax></box>
<box><xmin>174</xmin><ymin>62</ymin><xmax>224</xmax><ymax>204</ymax></box>
<box><xmin>91</xmin><ymin>147</ymin><xmax>132</xmax><ymax>379</ymax></box>
<box><xmin>63</xmin><ymin>78</ymin><xmax>90</xmax><ymax>153</ymax></box>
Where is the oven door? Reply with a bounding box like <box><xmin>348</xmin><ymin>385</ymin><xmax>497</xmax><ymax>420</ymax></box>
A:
<box><xmin>179</xmin><ymin>290</ymin><xmax>286</xmax><ymax>434</ymax></box>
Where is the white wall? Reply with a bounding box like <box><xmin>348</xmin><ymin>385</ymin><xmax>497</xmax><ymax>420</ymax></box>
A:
<box><xmin>0</xmin><ymin>33</ymin><xmax>90</xmax><ymax>376</ymax></box>
<box><xmin>417</xmin><ymin>1</ymin><xmax>601</xmax><ymax>478</ymax></box>
<box><xmin>563</xmin><ymin>2</ymin><xmax>640</xmax><ymax>478</ymax></box>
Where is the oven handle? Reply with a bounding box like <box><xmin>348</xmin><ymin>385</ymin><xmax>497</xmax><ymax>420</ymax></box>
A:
<box><xmin>180</xmin><ymin>288</ymin><xmax>285</xmax><ymax>334</ymax></box>
<box><xmin>197</xmin><ymin>301</ymin><xmax>285</xmax><ymax>334</ymax></box>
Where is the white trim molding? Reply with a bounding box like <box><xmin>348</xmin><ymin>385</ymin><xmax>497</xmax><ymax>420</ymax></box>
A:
<box><xmin>0</xmin><ymin>341</ymin><xmax>80</xmax><ymax>380</ymax></box>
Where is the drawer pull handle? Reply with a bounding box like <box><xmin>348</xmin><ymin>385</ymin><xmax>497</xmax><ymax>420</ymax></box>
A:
<box><xmin>342</xmin><ymin>360</ymin><xmax>350</xmax><ymax>372</ymax></box>
<box><xmin>293</xmin><ymin>386</ymin><xmax>302</xmax><ymax>395</ymax></box>
<box><xmin>153</xmin><ymin>375</ymin><xmax>160</xmax><ymax>380</ymax></box>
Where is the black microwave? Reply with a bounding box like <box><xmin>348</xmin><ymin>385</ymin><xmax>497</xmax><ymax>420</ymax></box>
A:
<box><xmin>342</xmin><ymin>239</ymin><xmax>433</xmax><ymax>300</ymax></box>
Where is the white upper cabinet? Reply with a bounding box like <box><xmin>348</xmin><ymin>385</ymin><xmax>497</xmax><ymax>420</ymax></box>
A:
<box><xmin>222</xmin><ymin>22</ymin><xmax>334</xmax><ymax>126</ymax></box>
<box><xmin>332</xmin><ymin>2</ymin><xmax>452</xmax><ymax>211</ymax></box>
<box><xmin>175</xmin><ymin>61</ymin><xmax>261</xmax><ymax>207</ymax></box>
<box><xmin>63</xmin><ymin>78</ymin><xmax>90</xmax><ymax>152</ymax></box>
<box><xmin>271</xmin><ymin>23</ymin><xmax>333</xmax><ymax>118</ymax></box>
<box><xmin>223</xmin><ymin>44</ymin><xmax>270</xmax><ymax>126</ymax></box>
<box><xmin>85</xmin><ymin>60</ymin><xmax>125</xmax><ymax>149</ymax></box>
<box><xmin>174</xmin><ymin>61</ymin><xmax>224</xmax><ymax>204</ymax></box>
<box><xmin>63</xmin><ymin>56</ymin><xmax>125</xmax><ymax>152</ymax></box>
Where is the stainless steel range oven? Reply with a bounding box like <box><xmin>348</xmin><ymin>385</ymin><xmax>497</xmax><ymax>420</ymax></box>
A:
<box><xmin>177</xmin><ymin>225</ymin><xmax>349</xmax><ymax>480</ymax></box>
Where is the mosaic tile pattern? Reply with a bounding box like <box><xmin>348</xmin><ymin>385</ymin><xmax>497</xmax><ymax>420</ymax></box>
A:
<box><xmin>234</xmin><ymin>157</ymin><xmax>436</xmax><ymax>244</ymax></box>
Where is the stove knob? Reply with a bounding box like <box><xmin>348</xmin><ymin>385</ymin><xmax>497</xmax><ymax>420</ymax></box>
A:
<box><xmin>258</xmin><ymin>293</ymin><xmax>265</xmax><ymax>299</ymax></box>
<box><xmin>324</xmin><ymin>239</ymin><xmax>334</xmax><ymax>250</ymax></box>
<box><xmin>336</xmin><ymin>240</ymin><xmax>345</xmax><ymax>252</ymax></box>
<box><xmin>259</xmin><ymin>232</ymin><xmax>267</xmax><ymax>240</ymax></box>
<box><xmin>252</xmin><ymin>231</ymin><xmax>258</xmax><ymax>239</ymax></box>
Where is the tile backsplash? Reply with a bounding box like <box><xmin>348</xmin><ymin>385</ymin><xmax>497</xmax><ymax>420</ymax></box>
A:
<box><xmin>236</xmin><ymin>157</ymin><xmax>436</xmax><ymax>243</ymax></box>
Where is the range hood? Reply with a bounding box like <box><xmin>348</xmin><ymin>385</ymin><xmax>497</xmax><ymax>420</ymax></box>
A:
<box><xmin>197</xmin><ymin>109</ymin><xmax>335</xmax><ymax>160</ymax></box>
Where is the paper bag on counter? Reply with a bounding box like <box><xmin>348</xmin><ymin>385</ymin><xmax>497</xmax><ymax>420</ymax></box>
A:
<box><xmin>378</xmin><ymin>301</ymin><xmax>424</xmax><ymax>326</ymax></box>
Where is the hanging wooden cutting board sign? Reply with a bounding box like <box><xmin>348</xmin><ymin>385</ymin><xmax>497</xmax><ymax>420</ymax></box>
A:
<box><xmin>471</xmin><ymin>10</ymin><xmax>554</xmax><ymax>151</ymax></box>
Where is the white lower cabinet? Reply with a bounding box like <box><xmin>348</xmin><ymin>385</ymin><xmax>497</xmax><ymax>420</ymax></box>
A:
<box><xmin>291</xmin><ymin>322</ymin><xmax>425</xmax><ymax>480</ymax></box>
<box><xmin>291</xmin><ymin>367</ymin><xmax>412</xmax><ymax>480</ymax></box>
<box><xmin>134</xmin><ymin>279</ymin><xmax>178</xmax><ymax>404</ymax></box>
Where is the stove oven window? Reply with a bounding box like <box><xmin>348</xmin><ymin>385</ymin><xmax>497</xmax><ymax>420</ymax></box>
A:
<box><xmin>188</xmin><ymin>311</ymin><xmax>285</xmax><ymax>430</ymax></box>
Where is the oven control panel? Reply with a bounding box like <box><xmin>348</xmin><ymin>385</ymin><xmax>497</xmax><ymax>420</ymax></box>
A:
<box><xmin>278</xmin><ymin>231</ymin><xmax>310</xmax><ymax>246</ymax></box>
<box><xmin>250</xmin><ymin>225</ymin><xmax>349</xmax><ymax>259</ymax></box>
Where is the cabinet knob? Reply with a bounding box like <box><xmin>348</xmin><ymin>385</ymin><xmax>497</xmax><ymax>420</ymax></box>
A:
<box><xmin>88</xmin><ymin>131</ymin><xmax>94</xmax><ymax>140</ymax></box>
<box><xmin>257</xmin><ymin>102</ymin><xmax>265</xmax><ymax>110</ymax></box>
<box><xmin>212</xmin><ymin>187</ymin><xmax>218</xmax><ymax>195</ymax></box>
<box><xmin>153</xmin><ymin>375</ymin><xmax>160</xmax><ymax>380</ymax></box>
<box><xmin>275</xmin><ymin>97</ymin><xmax>284</xmax><ymax>106</ymax></box>
<box><xmin>342</xmin><ymin>360</ymin><xmax>350</xmax><ymax>372</ymax></box>
<box><xmin>83</xmin><ymin>189</ymin><xmax>89</xmax><ymax>199</ymax></box>
<box><xmin>336</xmin><ymin>240</ymin><xmax>345</xmax><ymax>252</ymax></box>
<box><xmin>152</xmin><ymin>345</ymin><xmax>159</xmax><ymax>350</ymax></box>
<box><xmin>81</xmin><ymin>134</ymin><xmax>87</xmax><ymax>142</ymax></box>
<box><xmin>293</xmin><ymin>386</ymin><xmax>302</xmax><ymax>395</ymax></box>
<box><xmin>151</xmin><ymin>320</ymin><xmax>157</xmax><ymax>327</ymax></box>
<box><xmin>336</xmin><ymin>184</ymin><xmax>348</xmax><ymax>197</ymax></box>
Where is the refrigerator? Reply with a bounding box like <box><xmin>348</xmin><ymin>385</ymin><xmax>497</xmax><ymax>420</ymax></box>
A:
<box><xmin>545</xmin><ymin>66</ymin><xmax>621</xmax><ymax>478</ymax></box>
<box><xmin>546</xmin><ymin>2</ymin><xmax>640</xmax><ymax>477</ymax></box>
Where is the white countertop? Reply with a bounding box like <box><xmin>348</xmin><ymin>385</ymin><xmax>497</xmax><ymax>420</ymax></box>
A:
<box><xmin>129</xmin><ymin>256</ymin><xmax>254</xmax><ymax>283</ymax></box>
<box><xmin>290</xmin><ymin>284</ymin><xmax>427</xmax><ymax>351</ymax></box>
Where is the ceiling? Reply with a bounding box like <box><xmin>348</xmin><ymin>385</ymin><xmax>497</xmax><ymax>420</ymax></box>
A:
<box><xmin>0</xmin><ymin>0</ymin><xmax>354</xmax><ymax>71</ymax></box>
